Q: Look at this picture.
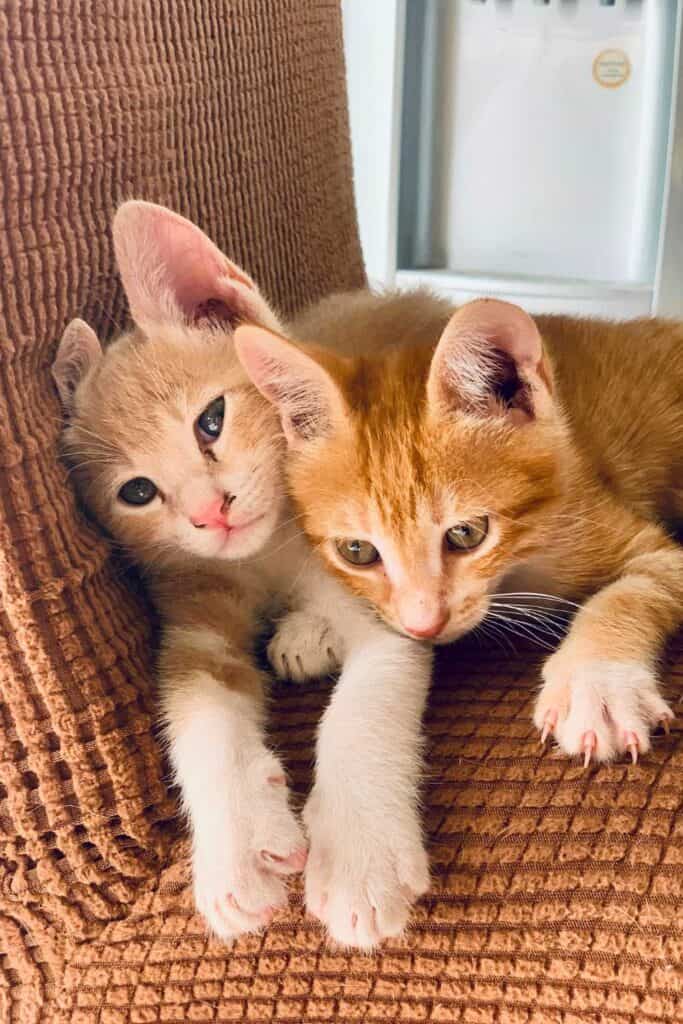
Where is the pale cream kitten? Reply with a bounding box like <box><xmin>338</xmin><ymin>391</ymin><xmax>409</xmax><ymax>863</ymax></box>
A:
<box><xmin>53</xmin><ymin>202</ymin><xmax>432</xmax><ymax>950</ymax></box>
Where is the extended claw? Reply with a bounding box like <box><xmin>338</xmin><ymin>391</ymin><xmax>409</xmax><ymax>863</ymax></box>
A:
<box><xmin>660</xmin><ymin>717</ymin><xmax>672</xmax><ymax>736</ymax></box>
<box><xmin>540</xmin><ymin>709</ymin><xmax>557</xmax><ymax>746</ymax></box>
<box><xmin>582</xmin><ymin>730</ymin><xmax>597</xmax><ymax>770</ymax></box>
<box><xmin>624</xmin><ymin>730</ymin><xmax>639</xmax><ymax>765</ymax></box>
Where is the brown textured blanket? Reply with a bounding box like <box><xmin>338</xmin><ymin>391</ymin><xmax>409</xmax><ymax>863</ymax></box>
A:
<box><xmin>1</xmin><ymin>2</ymin><xmax>682</xmax><ymax>1022</ymax></box>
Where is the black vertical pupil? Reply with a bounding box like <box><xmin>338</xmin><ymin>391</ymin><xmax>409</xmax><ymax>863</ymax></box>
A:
<box><xmin>118</xmin><ymin>477</ymin><xmax>157</xmax><ymax>506</ymax></box>
<box><xmin>198</xmin><ymin>396</ymin><xmax>225</xmax><ymax>439</ymax></box>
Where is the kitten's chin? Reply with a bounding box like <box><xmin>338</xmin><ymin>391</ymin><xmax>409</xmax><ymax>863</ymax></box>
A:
<box><xmin>172</xmin><ymin>508</ymin><xmax>278</xmax><ymax>563</ymax></box>
<box><xmin>209</xmin><ymin>512</ymin><xmax>276</xmax><ymax>560</ymax></box>
<box><xmin>435</xmin><ymin>608</ymin><xmax>490</xmax><ymax>645</ymax></box>
<box><xmin>429</xmin><ymin>625</ymin><xmax>473</xmax><ymax>646</ymax></box>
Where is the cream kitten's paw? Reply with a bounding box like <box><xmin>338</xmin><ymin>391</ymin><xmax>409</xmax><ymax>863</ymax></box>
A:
<box><xmin>535</xmin><ymin>656</ymin><xmax>674</xmax><ymax>765</ymax></box>
<box><xmin>268</xmin><ymin>610</ymin><xmax>342</xmax><ymax>683</ymax></box>
<box><xmin>303</xmin><ymin>789</ymin><xmax>430</xmax><ymax>949</ymax></box>
<box><xmin>193</xmin><ymin>753</ymin><xmax>307</xmax><ymax>942</ymax></box>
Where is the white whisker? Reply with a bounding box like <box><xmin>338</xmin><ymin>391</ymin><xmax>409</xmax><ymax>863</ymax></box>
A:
<box><xmin>485</xmin><ymin>610</ymin><xmax>556</xmax><ymax>651</ymax></box>
<box><xmin>475</xmin><ymin>619</ymin><xmax>516</xmax><ymax>656</ymax></box>
<box><xmin>494</xmin><ymin>591</ymin><xmax>583</xmax><ymax>611</ymax></box>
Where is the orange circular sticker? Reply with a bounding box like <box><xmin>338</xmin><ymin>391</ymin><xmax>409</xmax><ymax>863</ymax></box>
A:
<box><xmin>593</xmin><ymin>49</ymin><xmax>631</xmax><ymax>89</ymax></box>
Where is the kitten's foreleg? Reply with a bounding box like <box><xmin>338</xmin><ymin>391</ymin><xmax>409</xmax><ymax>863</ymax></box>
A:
<box><xmin>302</xmin><ymin>603</ymin><xmax>433</xmax><ymax>948</ymax></box>
<box><xmin>161</xmin><ymin>629</ymin><xmax>306</xmax><ymax>941</ymax></box>
<box><xmin>267</xmin><ymin>545</ymin><xmax>346</xmax><ymax>682</ymax></box>
<box><xmin>535</xmin><ymin>532</ymin><xmax>682</xmax><ymax>763</ymax></box>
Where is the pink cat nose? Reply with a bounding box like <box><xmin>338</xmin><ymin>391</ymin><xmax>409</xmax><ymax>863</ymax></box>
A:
<box><xmin>403</xmin><ymin>613</ymin><xmax>450</xmax><ymax>640</ymax></box>
<box><xmin>190</xmin><ymin>494</ymin><xmax>234</xmax><ymax>529</ymax></box>
<box><xmin>398</xmin><ymin>592</ymin><xmax>450</xmax><ymax>640</ymax></box>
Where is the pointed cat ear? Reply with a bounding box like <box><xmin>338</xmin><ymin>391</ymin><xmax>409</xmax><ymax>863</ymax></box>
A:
<box><xmin>234</xmin><ymin>325</ymin><xmax>346</xmax><ymax>447</ymax></box>
<box><xmin>112</xmin><ymin>200</ymin><xmax>282</xmax><ymax>333</ymax></box>
<box><xmin>427</xmin><ymin>299</ymin><xmax>553</xmax><ymax>424</ymax></box>
<box><xmin>52</xmin><ymin>319</ymin><xmax>103</xmax><ymax>411</ymax></box>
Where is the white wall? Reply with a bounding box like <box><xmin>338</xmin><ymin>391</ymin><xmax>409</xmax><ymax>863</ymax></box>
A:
<box><xmin>341</xmin><ymin>1</ymin><xmax>404</xmax><ymax>287</ymax></box>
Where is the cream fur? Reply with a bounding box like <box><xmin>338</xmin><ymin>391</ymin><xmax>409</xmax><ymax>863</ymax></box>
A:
<box><xmin>54</xmin><ymin>201</ymin><xmax>434</xmax><ymax>950</ymax></box>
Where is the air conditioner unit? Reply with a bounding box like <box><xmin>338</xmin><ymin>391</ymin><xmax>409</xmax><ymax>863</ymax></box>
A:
<box><xmin>343</xmin><ymin>0</ymin><xmax>683</xmax><ymax>318</ymax></box>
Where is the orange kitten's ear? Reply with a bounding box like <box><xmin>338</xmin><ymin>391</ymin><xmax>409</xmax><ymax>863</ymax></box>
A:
<box><xmin>234</xmin><ymin>326</ymin><xmax>346</xmax><ymax>447</ymax></box>
<box><xmin>52</xmin><ymin>319</ymin><xmax>102</xmax><ymax>411</ymax></box>
<box><xmin>112</xmin><ymin>200</ymin><xmax>282</xmax><ymax>334</ymax></box>
<box><xmin>427</xmin><ymin>299</ymin><xmax>553</xmax><ymax>424</ymax></box>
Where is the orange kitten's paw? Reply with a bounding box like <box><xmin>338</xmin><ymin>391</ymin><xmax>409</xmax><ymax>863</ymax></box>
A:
<box><xmin>193</xmin><ymin>755</ymin><xmax>306</xmax><ymax>942</ymax></box>
<box><xmin>268</xmin><ymin>610</ymin><xmax>343</xmax><ymax>683</ymax></box>
<box><xmin>303</xmin><ymin>790</ymin><xmax>430</xmax><ymax>949</ymax></box>
<box><xmin>535</xmin><ymin>657</ymin><xmax>674</xmax><ymax>765</ymax></box>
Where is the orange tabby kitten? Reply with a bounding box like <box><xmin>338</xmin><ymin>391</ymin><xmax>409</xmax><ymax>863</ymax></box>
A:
<box><xmin>235</xmin><ymin>290</ymin><xmax>683</xmax><ymax>765</ymax></box>
<box><xmin>53</xmin><ymin>204</ymin><xmax>433</xmax><ymax>951</ymax></box>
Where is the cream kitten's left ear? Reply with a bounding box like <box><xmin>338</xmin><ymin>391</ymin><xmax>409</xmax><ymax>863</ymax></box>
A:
<box><xmin>113</xmin><ymin>200</ymin><xmax>282</xmax><ymax>334</ymax></box>
<box><xmin>52</xmin><ymin>319</ymin><xmax>102</xmax><ymax>411</ymax></box>
<box><xmin>234</xmin><ymin>325</ymin><xmax>346</xmax><ymax>447</ymax></box>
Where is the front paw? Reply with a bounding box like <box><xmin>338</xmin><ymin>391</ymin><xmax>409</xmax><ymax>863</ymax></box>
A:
<box><xmin>193</xmin><ymin>753</ymin><xmax>307</xmax><ymax>942</ymax></box>
<box><xmin>268</xmin><ymin>610</ymin><xmax>342</xmax><ymax>683</ymax></box>
<box><xmin>535</xmin><ymin>655</ymin><xmax>674</xmax><ymax>764</ymax></box>
<box><xmin>303</xmin><ymin>790</ymin><xmax>430</xmax><ymax>949</ymax></box>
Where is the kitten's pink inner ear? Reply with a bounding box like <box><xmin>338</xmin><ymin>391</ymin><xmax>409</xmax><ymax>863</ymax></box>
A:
<box><xmin>112</xmin><ymin>201</ymin><xmax>282</xmax><ymax>332</ymax></box>
<box><xmin>429</xmin><ymin>298</ymin><xmax>551</xmax><ymax>422</ymax></box>
<box><xmin>52</xmin><ymin>318</ymin><xmax>102</xmax><ymax>410</ymax></box>
<box><xmin>447</xmin><ymin>299</ymin><xmax>543</xmax><ymax>369</ymax></box>
<box><xmin>234</xmin><ymin>325</ymin><xmax>344</xmax><ymax>446</ymax></box>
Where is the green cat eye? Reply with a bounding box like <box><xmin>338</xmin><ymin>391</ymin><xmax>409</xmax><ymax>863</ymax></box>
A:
<box><xmin>196</xmin><ymin>396</ymin><xmax>225</xmax><ymax>442</ymax></box>
<box><xmin>445</xmin><ymin>516</ymin><xmax>489</xmax><ymax>552</ymax></box>
<box><xmin>118</xmin><ymin>477</ymin><xmax>158</xmax><ymax>506</ymax></box>
<box><xmin>335</xmin><ymin>538</ymin><xmax>380</xmax><ymax>567</ymax></box>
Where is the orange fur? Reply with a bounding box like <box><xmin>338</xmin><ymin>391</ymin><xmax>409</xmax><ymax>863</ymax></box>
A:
<box><xmin>236</xmin><ymin>289</ymin><xmax>683</xmax><ymax>762</ymax></box>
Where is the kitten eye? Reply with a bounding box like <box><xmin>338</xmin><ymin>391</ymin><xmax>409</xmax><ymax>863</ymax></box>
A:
<box><xmin>196</xmin><ymin>396</ymin><xmax>225</xmax><ymax>443</ymax></box>
<box><xmin>118</xmin><ymin>477</ymin><xmax>158</xmax><ymax>506</ymax></box>
<box><xmin>335</xmin><ymin>538</ymin><xmax>380</xmax><ymax>566</ymax></box>
<box><xmin>445</xmin><ymin>516</ymin><xmax>489</xmax><ymax>551</ymax></box>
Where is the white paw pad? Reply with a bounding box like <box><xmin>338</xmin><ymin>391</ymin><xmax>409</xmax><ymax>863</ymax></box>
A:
<box><xmin>535</xmin><ymin>658</ymin><xmax>674</xmax><ymax>765</ymax></box>
<box><xmin>268</xmin><ymin>611</ymin><xmax>343</xmax><ymax>683</ymax></box>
